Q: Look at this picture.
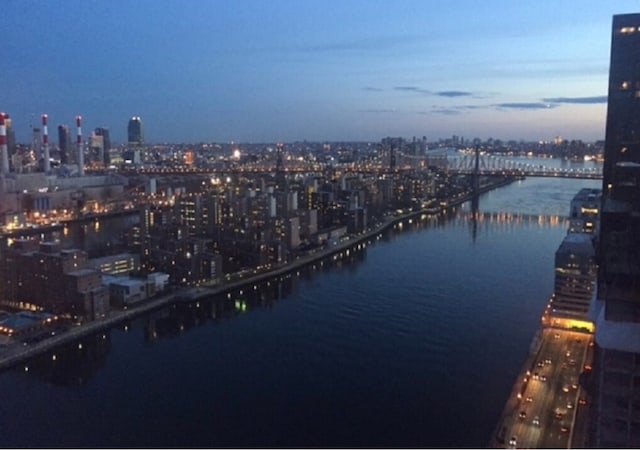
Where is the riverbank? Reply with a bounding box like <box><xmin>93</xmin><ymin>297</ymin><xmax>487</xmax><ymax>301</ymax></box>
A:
<box><xmin>0</xmin><ymin>176</ymin><xmax>518</xmax><ymax>371</ymax></box>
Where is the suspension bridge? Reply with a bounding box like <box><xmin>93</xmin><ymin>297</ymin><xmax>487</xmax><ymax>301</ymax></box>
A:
<box><xmin>395</xmin><ymin>149</ymin><xmax>602</xmax><ymax>180</ymax></box>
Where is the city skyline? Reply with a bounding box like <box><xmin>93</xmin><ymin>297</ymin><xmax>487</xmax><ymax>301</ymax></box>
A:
<box><xmin>1</xmin><ymin>1</ymin><xmax>638</xmax><ymax>144</ymax></box>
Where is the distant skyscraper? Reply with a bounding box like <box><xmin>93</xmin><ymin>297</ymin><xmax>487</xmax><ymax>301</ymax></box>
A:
<box><xmin>590</xmin><ymin>13</ymin><xmax>640</xmax><ymax>448</ymax></box>
<box><xmin>58</xmin><ymin>125</ymin><xmax>73</xmax><ymax>164</ymax></box>
<box><xmin>5</xmin><ymin>116</ymin><xmax>15</xmax><ymax>160</ymax></box>
<box><xmin>128</xmin><ymin>116</ymin><xmax>143</xmax><ymax>146</ymax></box>
<box><xmin>32</xmin><ymin>127</ymin><xmax>42</xmax><ymax>162</ymax></box>
<box><xmin>95</xmin><ymin>127</ymin><xmax>111</xmax><ymax>165</ymax></box>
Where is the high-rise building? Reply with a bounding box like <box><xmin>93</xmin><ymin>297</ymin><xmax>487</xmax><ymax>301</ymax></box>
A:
<box><xmin>127</xmin><ymin>116</ymin><xmax>143</xmax><ymax>146</ymax></box>
<box><xmin>590</xmin><ymin>13</ymin><xmax>640</xmax><ymax>448</ymax></box>
<box><xmin>602</xmin><ymin>14</ymin><xmax>640</xmax><ymax>192</ymax></box>
<box><xmin>5</xmin><ymin>116</ymin><xmax>15</xmax><ymax>161</ymax></box>
<box><xmin>58</xmin><ymin>125</ymin><xmax>73</xmax><ymax>164</ymax></box>
<box><xmin>32</xmin><ymin>127</ymin><xmax>42</xmax><ymax>161</ymax></box>
<box><xmin>94</xmin><ymin>127</ymin><xmax>111</xmax><ymax>166</ymax></box>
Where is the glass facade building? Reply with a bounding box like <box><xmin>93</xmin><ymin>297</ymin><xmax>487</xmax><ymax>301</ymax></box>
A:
<box><xmin>127</xmin><ymin>116</ymin><xmax>143</xmax><ymax>146</ymax></box>
<box><xmin>591</xmin><ymin>13</ymin><xmax>640</xmax><ymax>448</ymax></box>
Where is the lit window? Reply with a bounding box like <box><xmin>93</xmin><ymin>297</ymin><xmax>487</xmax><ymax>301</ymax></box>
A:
<box><xmin>622</xmin><ymin>81</ymin><xmax>631</xmax><ymax>89</ymax></box>
<box><xmin>620</xmin><ymin>26</ymin><xmax>636</xmax><ymax>34</ymax></box>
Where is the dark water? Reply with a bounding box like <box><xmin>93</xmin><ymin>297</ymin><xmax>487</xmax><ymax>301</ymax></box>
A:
<box><xmin>0</xmin><ymin>177</ymin><xmax>600</xmax><ymax>448</ymax></box>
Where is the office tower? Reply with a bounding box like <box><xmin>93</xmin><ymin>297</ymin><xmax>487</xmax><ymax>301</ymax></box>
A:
<box><xmin>42</xmin><ymin>114</ymin><xmax>50</xmax><ymax>173</ymax></box>
<box><xmin>94</xmin><ymin>127</ymin><xmax>111</xmax><ymax>166</ymax></box>
<box><xmin>590</xmin><ymin>13</ymin><xmax>640</xmax><ymax>448</ymax></box>
<box><xmin>58</xmin><ymin>125</ymin><xmax>73</xmax><ymax>164</ymax></box>
<box><xmin>76</xmin><ymin>116</ymin><xmax>84</xmax><ymax>176</ymax></box>
<box><xmin>0</xmin><ymin>113</ymin><xmax>8</xmax><ymax>175</ymax></box>
<box><xmin>128</xmin><ymin>116</ymin><xmax>143</xmax><ymax>146</ymax></box>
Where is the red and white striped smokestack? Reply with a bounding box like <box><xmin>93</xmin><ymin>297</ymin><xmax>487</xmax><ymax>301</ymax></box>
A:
<box><xmin>76</xmin><ymin>115</ymin><xmax>84</xmax><ymax>176</ymax></box>
<box><xmin>42</xmin><ymin>114</ymin><xmax>51</xmax><ymax>173</ymax></box>
<box><xmin>0</xmin><ymin>112</ymin><xmax>8</xmax><ymax>175</ymax></box>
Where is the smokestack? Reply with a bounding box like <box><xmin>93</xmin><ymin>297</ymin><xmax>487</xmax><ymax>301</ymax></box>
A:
<box><xmin>42</xmin><ymin>114</ymin><xmax>51</xmax><ymax>173</ymax></box>
<box><xmin>0</xmin><ymin>113</ymin><xmax>8</xmax><ymax>175</ymax></box>
<box><xmin>76</xmin><ymin>115</ymin><xmax>84</xmax><ymax>176</ymax></box>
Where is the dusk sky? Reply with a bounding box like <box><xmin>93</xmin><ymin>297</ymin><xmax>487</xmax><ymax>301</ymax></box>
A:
<box><xmin>2</xmin><ymin>1</ymin><xmax>639</xmax><ymax>144</ymax></box>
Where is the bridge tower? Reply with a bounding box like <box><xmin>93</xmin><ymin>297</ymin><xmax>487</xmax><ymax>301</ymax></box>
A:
<box><xmin>473</xmin><ymin>145</ymin><xmax>480</xmax><ymax>192</ymax></box>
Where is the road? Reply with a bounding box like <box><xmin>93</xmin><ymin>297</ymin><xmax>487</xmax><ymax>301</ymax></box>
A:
<box><xmin>493</xmin><ymin>328</ymin><xmax>592</xmax><ymax>448</ymax></box>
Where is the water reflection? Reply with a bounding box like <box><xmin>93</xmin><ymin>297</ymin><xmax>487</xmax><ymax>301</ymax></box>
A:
<box><xmin>17</xmin><ymin>332</ymin><xmax>112</xmax><ymax>386</ymax></box>
<box><xmin>143</xmin><ymin>249</ymin><xmax>369</xmax><ymax>343</ymax></box>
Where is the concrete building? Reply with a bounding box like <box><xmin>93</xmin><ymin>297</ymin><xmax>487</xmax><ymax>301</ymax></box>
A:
<box><xmin>94</xmin><ymin>127</ymin><xmax>111</xmax><ymax>166</ymax></box>
<box><xmin>105</xmin><ymin>276</ymin><xmax>148</xmax><ymax>307</ymax></box>
<box><xmin>569</xmin><ymin>188</ymin><xmax>601</xmax><ymax>234</ymax></box>
<box><xmin>550</xmin><ymin>233</ymin><xmax>596</xmax><ymax>321</ymax></box>
<box><xmin>87</xmin><ymin>253</ymin><xmax>140</xmax><ymax>275</ymax></box>
<box><xmin>0</xmin><ymin>241</ymin><xmax>109</xmax><ymax>321</ymax></box>
<box><xmin>0</xmin><ymin>172</ymin><xmax>126</xmax><ymax>222</ymax></box>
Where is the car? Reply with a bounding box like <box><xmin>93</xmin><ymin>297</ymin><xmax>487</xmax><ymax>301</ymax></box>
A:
<box><xmin>572</xmin><ymin>383</ymin><xmax>578</xmax><ymax>390</ymax></box>
<box><xmin>509</xmin><ymin>436</ymin><xmax>517</xmax><ymax>448</ymax></box>
<box><xmin>533</xmin><ymin>372</ymin><xmax>539</xmax><ymax>380</ymax></box>
<box><xmin>532</xmin><ymin>416</ymin><xmax>540</xmax><ymax>426</ymax></box>
<box><xmin>562</xmin><ymin>385</ymin><xmax>570</xmax><ymax>393</ymax></box>
<box><xmin>540</xmin><ymin>375</ymin><xmax>547</xmax><ymax>382</ymax></box>
<box><xmin>567</xmin><ymin>402</ymin><xmax>574</xmax><ymax>409</ymax></box>
<box><xmin>561</xmin><ymin>425</ymin><xmax>570</xmax><ymax>433</ymax></box>
<box><xmin>555</xmin><ymin>412</ymin><xmax>563</xmax><ymax>420</ymax></box>
<box><xmin>578</xmin><ymin>397</ymin><xmax>587</xmax><ymax>405</ymax></box>
<box><xmin>525</xmin><ymin>396</ymin><xmax>533</xmax><ymax>403</ymax></box>
<box><xmin>519</xmin><ymin>411</ymin><xmax>527</xmax><ymax>419</ymax></box>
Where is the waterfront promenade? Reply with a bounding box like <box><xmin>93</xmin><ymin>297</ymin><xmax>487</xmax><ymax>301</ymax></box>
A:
<box><xmin>0</xmin><ymin>177</ymin><xmax>516</xmax><ymax>371</ymax></box>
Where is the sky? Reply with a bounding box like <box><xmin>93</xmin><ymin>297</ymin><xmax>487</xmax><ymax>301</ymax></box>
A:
<box><xmin>1</xmin><ymin>0</ymin><xmax>639</xmax><ymax>144</ymax></box>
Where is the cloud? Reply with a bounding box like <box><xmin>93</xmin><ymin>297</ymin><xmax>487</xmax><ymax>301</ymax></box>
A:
<box><xmin>542</xmin><ymin>96</ymin><xmax>607</xmax><ymax>104</ymax></box>
<box><xmin>429</xmin><ymin>108</ymin><xmax>462</xmax><ymax>115</ymax></box>
<box><xmin>394</xmin><ymin>86</ymin><xmax>431</xmax><ymax>94</ymax></box>
<box><xmin>394</xmin><ymin>87</ymin><xmax>475</xmax><ymax>97</ymax></box>
<box><xmin>435</xmin><ymin>90</ymin><xmax>472</xmax><ymax>97</ymax></box>
<box><xmin>494</xmin><ymin>102</ymin><xmax>559</xmax><ymax>110</ymax></box>
<box><xmin>362</xmin><ymin>86</ymin><xmax>384</xmax><ymax>92</ymax></box>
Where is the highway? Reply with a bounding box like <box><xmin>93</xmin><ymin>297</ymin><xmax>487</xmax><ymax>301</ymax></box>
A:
<box><xmin>493</xmin><ymin>328</ymin><xmax>592</xmax><ymax>448</ymax></box>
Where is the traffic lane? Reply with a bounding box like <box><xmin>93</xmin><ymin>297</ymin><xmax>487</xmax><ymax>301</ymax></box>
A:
<box><xmin>538</xmin><ymin>330</ymin><xmax>588</xmax><ymax>448</ymax></box>
<box><xmin>500</xmin><ymin>328</ymin><xmax>590</xmax><ymax>448</ymax></box>
<box><xmin>509</xmin><ymin>335</ymin><xmax>567</xmax><ymax>447</ymax></box>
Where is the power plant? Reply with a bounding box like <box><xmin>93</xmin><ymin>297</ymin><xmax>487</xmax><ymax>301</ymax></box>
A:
<box><xmin>0</xmin><ymin>112</ymin><xmax>129</xmax><ymax>225</ymax></box>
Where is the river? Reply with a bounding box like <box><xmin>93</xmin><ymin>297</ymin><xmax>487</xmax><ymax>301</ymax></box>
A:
<box><xmin>0</xmin><ymin>176</ymin><xmax>601</xmax><ymax>447</ymax></box>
